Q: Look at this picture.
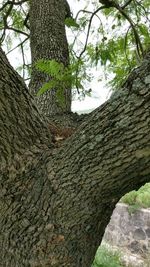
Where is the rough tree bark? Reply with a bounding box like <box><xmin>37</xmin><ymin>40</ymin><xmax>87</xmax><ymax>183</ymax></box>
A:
<box><xmin>0</xmin><ymin>46</ymin><xmax>150</xmax><ymax>267</ymax></box>
<box><xmin>29</xmin><ymin>0</ymin><xmax>72</xmax><ymax>116</ymax></box>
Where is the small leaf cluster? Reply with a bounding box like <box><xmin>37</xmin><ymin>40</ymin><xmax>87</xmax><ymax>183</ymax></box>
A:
<box><xmin>86</xmin><ymin>21</ymin><xmax>149</xmax><ymax>89</ymax></box>
<box><xmin>35</xmin><ymin>58</ymin><xmax>92</xmax><ymax>99</ymax></box>
<box><xmin>11</xmin><ymin>9</ymin><xmax>25</xmax><ymax>32</ymax></box>
<box><xmin>35</xmin><ymin>60</ymin><xmax>70</xmax><ymax>106</ymax></box>
<box><xmin>65</xmin><ymin>17</ymin><xmax>79</xmax><ymax>28</ymax></box>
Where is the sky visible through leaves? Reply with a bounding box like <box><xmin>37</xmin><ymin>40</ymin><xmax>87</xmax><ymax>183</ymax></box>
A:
<box><xmin>2</xmin><ymin>0</ymin><xmax>149</xmax><ymax>113</ymax></box>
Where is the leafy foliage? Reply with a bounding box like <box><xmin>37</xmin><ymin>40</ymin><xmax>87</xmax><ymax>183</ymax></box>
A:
<box><xmin>11</xmin><ymin>9</ymin><xmax>25</xmax><ymax>31</ymax></box>
<box><xmin>0</xmin><ymin>0</ymin><xmax>150</xmax><ymax>93</ymax></box>
<box><xmin>84</xmin><ymin>1</ymin><xmax>150</xmax><ymax>89</ymax></box>
<box><xmin>120</xmin><ymin>183</ymin><xmax>150</xmax><ymax>209</ymax></box>
<box><xmin>92</xmin><ymin>245</ymin><xmax>124</xmax><ymax>267</ymax></box>
<box><xmin>0</xmin><ymin>0</ymin><xmax>30</xmax><ymax>79</ymax></box>
<box><xmin>35</xmin><ymin>58</ymin><xmax>92</xmax><ymax>100</ymax></box>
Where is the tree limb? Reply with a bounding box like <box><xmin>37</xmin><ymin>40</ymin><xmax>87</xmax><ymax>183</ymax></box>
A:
<box><xmin>0</xmin><ymin>0</ymin><xmax>28</xmax><ymax>11</ymax></box>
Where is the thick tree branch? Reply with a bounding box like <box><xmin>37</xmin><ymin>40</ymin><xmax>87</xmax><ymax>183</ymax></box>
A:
<box><xmin>0</xmin><ymin>47</ymin><xmax>51</xmax><ymax>166</ymax></box>
<box><xmin>48</xmin><ymin>52</ymin><xmax>150</xmax><ymax>265</ymax></box>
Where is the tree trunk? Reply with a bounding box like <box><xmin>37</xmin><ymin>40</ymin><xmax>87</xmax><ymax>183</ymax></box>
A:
<box><xmin>29</xmin><ymin>0</ymin><xmax>71</xmax><ymax>117</ymax></box>
<box><xmin>0</xmin><ymin>47</ymin><xmax>150</xmax><ymax>267</ymax></box>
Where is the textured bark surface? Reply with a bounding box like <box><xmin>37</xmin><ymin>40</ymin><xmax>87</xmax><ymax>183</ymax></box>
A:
<box><xmin>29</xmin><ymin>0</ymin><xmax>71</xmax><ymax>116</ymax></box>
<box><xmin>0</xmin><ymin>47</ymin><xmax>150</xmax><ymax>267</ymax></box>
<box><xmin>0</xmin><ymin>48</ymin><xmax>51</xmax><ymax>168</ymax></box>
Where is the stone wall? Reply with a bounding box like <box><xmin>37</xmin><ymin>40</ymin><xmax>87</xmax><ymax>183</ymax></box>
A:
<box><xmin>102</xmin><ymin>203</ymin><xmax>150</xmax><ymax>266</ymax></box>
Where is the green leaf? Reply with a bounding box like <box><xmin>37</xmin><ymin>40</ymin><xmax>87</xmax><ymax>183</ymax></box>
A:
<box><xmin>65</xmin><ymin>18</ymin><xmax>79</xmax><ymax>28</ymax></box>
<box><xmin>37</xmin><ymin>80</ymin><xmax>56</xmax><ymax>96</ymax></box>
<box><xmin>138</xmin><ymin>24</ymin><xmax>149</xmax><ymax>37</ymax></box>
<box><xmin>35</xmin><ymin>59</ymin><xmax>64</xmax><ymax>77</ymax></box>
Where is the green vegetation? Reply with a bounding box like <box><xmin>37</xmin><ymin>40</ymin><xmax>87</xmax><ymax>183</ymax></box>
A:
<box><xmin>92</xmin><ymin>245</ymin><xmax>124</xmax><ymax>267</ymax></box>
<box><xmin>35</xmin><ymin>58</ymin><xmax>91</xmax><ymax>101</ymax></box>
<box><xmin>120</xmin><ymin>183</ymin><xmax>150</xmax><ymax>209</ymax></box>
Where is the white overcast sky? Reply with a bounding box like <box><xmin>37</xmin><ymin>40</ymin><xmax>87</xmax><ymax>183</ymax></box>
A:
<box><xmin>68</xmin><ymin>0</ymin><xmax>111</xmax><ymax>112</ymax></box>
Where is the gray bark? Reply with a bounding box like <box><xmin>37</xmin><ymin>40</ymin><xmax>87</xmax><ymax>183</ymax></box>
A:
<box><xmin>29</xmin><ymin>0</ymin><xmax>71</xmax><ymax>117</ymax></box>
<box><xmin>0</xmin><ymin>47</ymin><xmax>150</xmax><ymax>267</ymax></box>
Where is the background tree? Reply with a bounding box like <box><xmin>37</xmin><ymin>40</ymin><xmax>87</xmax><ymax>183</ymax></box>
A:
<box><xmin>0</xmin><ymin>0</ymin><xmax>150</xmax><ymax>266</ymax></box>
<box><xmin>29</xmin><ymin>0</ymin><xmax>72</xmax><ymax>116</ymax></box>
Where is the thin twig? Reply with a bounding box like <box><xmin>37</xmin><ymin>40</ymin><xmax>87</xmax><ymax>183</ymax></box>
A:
<box><xmin>20</xmin><ymin>42</ymin><xmax>25</xmax><ymax>78</ymax></box>
<box><xmin>6</xmin><ymin>26</ymin><xmax>29</xmax><ymax>37</ymax></box>
<box><xmin>6</xmin><ymin>36</ymin><xmax>29</xmax><ymax>54</ymax></box>
<box><xmin>78</xmin><ymin>6</ymin><xmax>106</xmax><ymax>59</ymax></box>
<box><xmin>23</xmin><ymin>12</ymin><xmax>30</xmax><ymax>29</ymax></box>
<box><xmin>74</xmin><ymin>5</ymin><xmax>106</xmax><ymax>93</ymax></box>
